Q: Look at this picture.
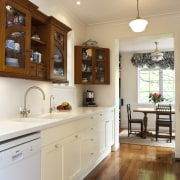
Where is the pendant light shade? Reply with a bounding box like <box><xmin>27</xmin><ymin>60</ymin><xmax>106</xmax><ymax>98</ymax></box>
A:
<box><xmin>76</xmin><ymin>1</ymin><xmax>81</xmax><ymax>5</ymax></box>
<box><xmin>151</xmin><ymin>42</ymin><xmax>164</xmax><ymax>61</ymax></box>
<box><xmin>129</xmin><ymin>0</ymin><xmax>148</xmax><ymax>32</ymax></box>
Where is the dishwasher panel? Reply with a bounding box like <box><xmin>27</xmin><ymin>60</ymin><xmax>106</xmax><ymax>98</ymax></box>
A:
<box><xmin>0</xmin><ymin>132</ymin><xmax>41</xmax><ymax>180</ymax></box>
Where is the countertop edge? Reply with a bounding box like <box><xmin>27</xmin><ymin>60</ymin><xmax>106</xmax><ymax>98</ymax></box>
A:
<box><xmin>0</xmin><ymin>106</ymin><xmax>114</xmax><ymax>142</ymax></box>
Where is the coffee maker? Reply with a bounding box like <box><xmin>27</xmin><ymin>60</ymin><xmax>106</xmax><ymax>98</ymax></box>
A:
<box><xmin>83</xmin><ymin>90</ymin><xmax>97</xmax><ymax>107</ymax></box>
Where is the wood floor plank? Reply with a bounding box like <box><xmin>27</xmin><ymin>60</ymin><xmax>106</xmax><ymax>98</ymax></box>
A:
<box><xmin>84</xmin><ymin>144</ymin><xmax>180</xmax><ymax>180</ymax></box>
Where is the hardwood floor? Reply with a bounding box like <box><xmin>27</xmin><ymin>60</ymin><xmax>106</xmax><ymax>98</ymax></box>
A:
<box><xmin>84</xmin><ymin>144</ymin><xmax>180</xmax><ymax>180</ymax></box>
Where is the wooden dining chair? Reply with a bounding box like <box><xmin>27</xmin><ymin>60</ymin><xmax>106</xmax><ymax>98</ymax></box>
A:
<box><xmin>127</xmin><ymin>104</ymin><xmax>143</xmax><ymax>137</ymax></box>
<box><xmin>155</xmin><ymin>104</ymin><xmax>172</xmax><ymax>142</ymax></box>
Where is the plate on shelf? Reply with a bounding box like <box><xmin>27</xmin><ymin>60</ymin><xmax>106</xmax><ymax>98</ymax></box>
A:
<box><xmin>6</xmin><ymin>62</ymin><xmax>20</xmax><ymax>67</ymax></box>
<box><xmin>6</xmin><ymin>58</ymin><xmax>18</xmax><ymax>63</ymax></box>
<box><xmin>54</xmin><ymin>59</ymin><xmax>63</xmax><ymax>63</ymax></box>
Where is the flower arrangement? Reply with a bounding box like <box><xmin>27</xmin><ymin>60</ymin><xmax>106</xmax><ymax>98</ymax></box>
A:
<box><xmin>149</xmin><ymin>93</ymin><xmax>164</xmax><ymax>104</ymax></box>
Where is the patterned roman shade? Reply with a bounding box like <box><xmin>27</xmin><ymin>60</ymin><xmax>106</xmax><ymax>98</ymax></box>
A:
<box><xmin>131</xmin><ymin>51</ymin><xmax>174</xmax><ymax>69</ymax></box>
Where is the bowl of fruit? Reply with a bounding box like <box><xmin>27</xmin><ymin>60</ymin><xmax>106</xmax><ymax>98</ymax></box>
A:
<box><xmin>56</xmin><ymin>101</ymin><xmax>72</xmax><ymax>111</ymax></box>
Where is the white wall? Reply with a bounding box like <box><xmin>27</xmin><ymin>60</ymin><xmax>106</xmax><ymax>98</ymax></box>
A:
<box><xmin>0</xmin><ymin>78</ymin><xmax>52</xmax><ymax>119</ymax></box>
<box><xmin>85</xmin><ymin>14</ymin><xmax>180</xmax><ymax>158</ymax></box>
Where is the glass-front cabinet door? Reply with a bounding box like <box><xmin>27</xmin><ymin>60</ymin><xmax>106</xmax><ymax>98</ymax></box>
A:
<box><xmin>51</xmin><ymin>28</ymin><xmax>67</xmax><ymax>82</ymax></box>
<box><xmin>48</xmin><ymin>16</ymin><xmax>71</xmax><ymax>83</ymax></box>
<box><xmin>3</xmin><ymin>1</ymin><xmax>30</xmax><ymax>74</ymax></box>
<box><xmin>53</xmin><ymin>31</ymin><xmax>65</xmax><ymax>78</ymax></box>
<box><xmin>95</xmin><ymin>49</ymin><xmax>109</xmax><ymax>84</ymax></box>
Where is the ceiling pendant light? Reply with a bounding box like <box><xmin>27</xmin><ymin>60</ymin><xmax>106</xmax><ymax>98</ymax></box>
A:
<box><xmin>76</xmin><ymin>0</ymin><xmax>81</xmax><ymax>5</ymax></box>
<box><xmin>129</xmin><ymin>0</ymin><xmax>148</xmax><ymax>32</ymax></box>
<box><xmin>151</xmin><ymin>42</ymin><xmax>164</xmax><ymax>61</ymax></box>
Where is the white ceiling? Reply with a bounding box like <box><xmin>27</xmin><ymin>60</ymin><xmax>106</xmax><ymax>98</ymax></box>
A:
<box><xmin>58</xmin><ymin>0</ymin><xmax>178</xmax><ymax>52</ymax></box>
<box><xmin>59</xmin><ymin>0</ymin><xmax>180</xmax><ymax>25</ymax></box>
<box><xmin>119</xmin><ymin>34</ymin><xmax>174</xmax><ymax>53</ymax></box>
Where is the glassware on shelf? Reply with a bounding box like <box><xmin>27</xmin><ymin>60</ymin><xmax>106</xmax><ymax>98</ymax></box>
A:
<box><xmin>6</xmin><ymin>5</ymin><xmax>25</xmax><ymax>27</ymax></box>
<box><xmin>5</xmin><ymin>30</ymin><xmax>25</xmax><ymax>68</ymax></box>
<box><xmin>54</xmin><ymin>31</ymin><xmax>64</xmax><ymax>48</ymax></box>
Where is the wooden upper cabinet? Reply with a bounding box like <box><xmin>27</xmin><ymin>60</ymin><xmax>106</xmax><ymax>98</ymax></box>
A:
<box><xmin>47</xmin><ymin>16</ymin><xmax>72</xmax><ymax>83</ymax></box>
<box><xmin>0</xmin><ymin>0</ymin><xmax>31</xmax><ymax>76</ymax></box>
<box><xmin>75</xmin><ymin>46</ymin><xmax>110</xmax><ymax>84</ymax></box>
<box><xmin>0</xmin><ymin>0</ymin><xmax>72</xmax><ymax>82</ymax></box>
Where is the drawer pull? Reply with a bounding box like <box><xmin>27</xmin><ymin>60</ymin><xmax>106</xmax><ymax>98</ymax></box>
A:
<box><xmin>100</xmin><ymin>114</ymin><xmax>102</xmax><ymax>116</ymax></box>
<box><xmin>75</xmin><ymin>135</ymin><xmax>78</xmax><ymax>138</ymax></box>
<box><xmin>90</xmin><ymin>139</ymin><xmax>94</xmax><ymax>141</ymax></box>
<box><xmin>90</xmin><ymin>153</ymin><xmax>94</xmax><ymax>155</ymax></box>
<box><xmin>91</xmin><ymin>128</ymin><xmax>94</xmax><ymax>130</ymax></box>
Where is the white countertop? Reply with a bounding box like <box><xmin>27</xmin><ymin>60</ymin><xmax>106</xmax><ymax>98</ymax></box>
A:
<box><xmin>0</xmin><ymin>107</ymin><xmax>114</xmax><ymax>142</ymax></box>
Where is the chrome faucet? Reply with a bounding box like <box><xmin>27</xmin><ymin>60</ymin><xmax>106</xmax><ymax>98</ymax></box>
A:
<box><xmin>50</xmin><ymin>95</ymin><xmax>54</xmax><ymax>113</ymax></box>
<box><xmin>20</xmin><ymin>86</ymin><xmax>45</xmax><ymax>117</ymax></box>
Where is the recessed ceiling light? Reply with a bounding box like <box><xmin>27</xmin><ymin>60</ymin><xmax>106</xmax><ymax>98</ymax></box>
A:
<box><xmin>76</xmin><ymin>1</ymin><xmax>81</xmax><ymax>5</ymax></box>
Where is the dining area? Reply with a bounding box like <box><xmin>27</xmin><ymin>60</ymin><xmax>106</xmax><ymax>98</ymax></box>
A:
<box><xmin>124</xmin><ymin>103</ymin><xmax>175</xmax><ymax>144</ymax></box>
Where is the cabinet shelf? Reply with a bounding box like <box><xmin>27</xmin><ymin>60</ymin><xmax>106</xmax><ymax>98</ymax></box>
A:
<box><xmin>96</xmin><ymin>72</ymin><xmax>105</xmax><ymax>74</ymax></box>
<box><xmin>96</xmin><ymin>59</ymin><xmax>105</xmax><ymax>62</ymax></box>
<box><xmin>30</xmin><ymin>61</ymin><xmax>45</xmax><ymax>65</ymax></box>
<box><xmin>82</xmin><ymin>71</ymin><xmax>92</xmax><ymax>73</ymax></box>
<box><xmin>31</xmin><ymin>38</ymin><xmax>46</xmax><ymax>46</ymax></box>
<box><xmin>82</xmin><ymin>59</ymin><xmax>92</xmax><ymax>61</ymax></box>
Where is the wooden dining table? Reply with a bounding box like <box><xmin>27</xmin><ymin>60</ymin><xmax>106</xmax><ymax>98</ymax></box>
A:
<box><xmin>133</xmin><ymin>107</ymin><xmax>175</xmax><ymax>138</ymax></box>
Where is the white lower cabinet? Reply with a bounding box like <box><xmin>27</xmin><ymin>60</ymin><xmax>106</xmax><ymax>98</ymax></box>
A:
<box><xmin>41</xmin><ymin>133</ymin><xmax>81</xmax><ymax>180</ymax></box>
<box><xmin>63</xmin><ymin>133</ymin><xmax>82</xmax><ymax>180</ymax></box>
<box><xmin>81</xmin><ymin>115</ymin><xmax>106</xmax><ymax>172</ymax></box>
<box><xmin>41</xmin><ymin>108</ymin><xmax>114</xmax><ymax>180</ymax></box>
<box><xmin>41</xmin><ymin>142</ymin><xmax>63</xmax><ymax>180</ymax></box>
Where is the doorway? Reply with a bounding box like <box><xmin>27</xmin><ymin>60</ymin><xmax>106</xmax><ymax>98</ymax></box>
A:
<box><xmin>118</xmin><ymin>33</ymin><xmax>174</xmax><ymax>132</ymax></box>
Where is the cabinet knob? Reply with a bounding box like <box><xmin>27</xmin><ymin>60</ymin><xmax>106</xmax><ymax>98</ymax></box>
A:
<box><xmin>90</xmin><ymin>153</ymin><xmax>94</xmax><ymax>156</ymax></box>
<box><xmin>54</xmin><ymin>144</ymin><xmax>59</xmax><ymax>148</ymax></box>
<box><xmin>91</xmin><ymin>116</ymin><xmax>94</xmax><ymax>119</ymax></box>
<box><xmin>91</xmin><ymin>128</ymin><xmax>94</xmax><ymax>130</ymax></box>
<box><xmin>75</xmin><ymin>135</ymin><xmax>78</xmax><ymax>138</ymax></box>
<box><xmin>90</xmin><ymin>138</ymin><xmax>94</xmax><ymax>141</ymax></box>
<box><xmin>100</xmin><ymin>114</ymin><xmax>102</xmax><ymax>116</ymax></box>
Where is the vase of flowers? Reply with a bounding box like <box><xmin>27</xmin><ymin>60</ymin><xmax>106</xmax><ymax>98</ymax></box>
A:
<box><xmin>149</xmin><ymin>93</ymin><xmax>164</xmax><ymax>109</ymax></box>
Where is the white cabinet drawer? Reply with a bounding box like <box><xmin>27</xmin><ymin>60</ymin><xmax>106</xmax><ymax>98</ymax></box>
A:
<box><xmin>41</xmin><ymin>116</ymin><xmax>96</xmax><ymax>146</ymax></box>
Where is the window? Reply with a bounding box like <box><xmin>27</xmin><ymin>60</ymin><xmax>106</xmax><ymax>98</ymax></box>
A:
<box><xmin>138</xmin><ymin>66</ymin><xmax>175</xmax><ymax>104</ymax></box>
